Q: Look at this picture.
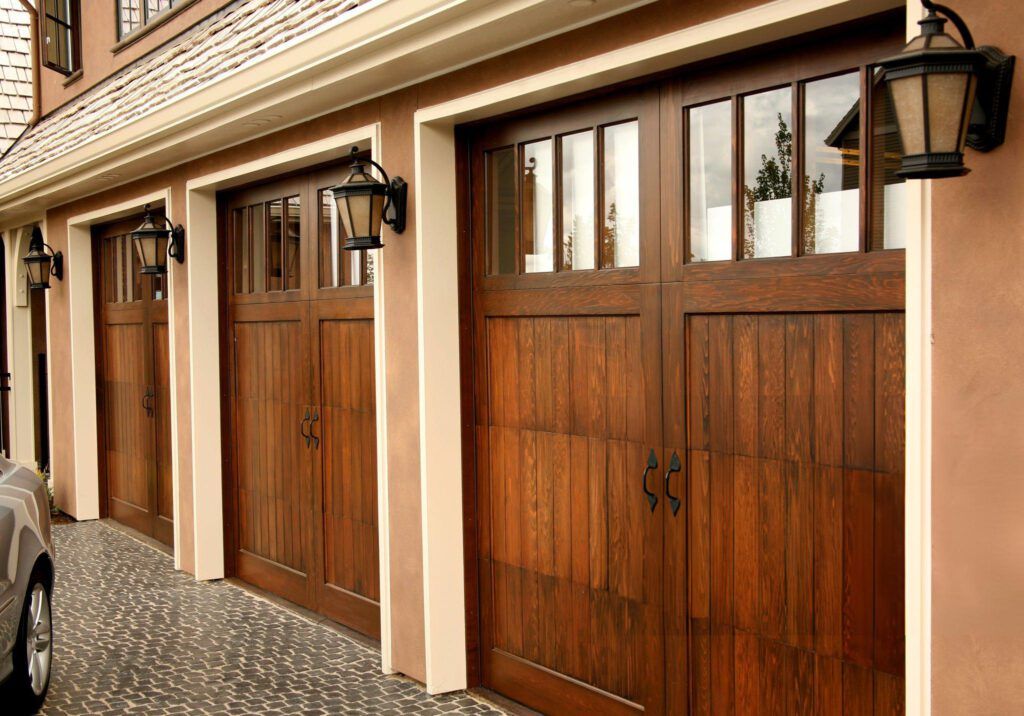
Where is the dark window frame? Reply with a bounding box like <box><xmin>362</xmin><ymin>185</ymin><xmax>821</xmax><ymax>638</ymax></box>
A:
<box><xmin>116</xmin><ymin>0</ymin><xmax>178</xmax><ymax>41</ymax></box>
<box><xmin>40</xmin><ymin>0</ymin><xmax>81</xmax><ymax>76</ymax></box>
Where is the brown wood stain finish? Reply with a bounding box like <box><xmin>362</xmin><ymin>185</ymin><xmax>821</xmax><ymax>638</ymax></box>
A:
<box><xmin>461</xmin><ymin>17</ymin><xmax>906</xmax><ymax>716</ymax></box>
<box><xmin>94</xmin><ymin>215</ymin><xmax>174</xmax><ymax>547</ymax></box>
<box><xmin>219</xmin><ymin>163</ymin><xmax>380</xmax><ymax>639</ymax></box>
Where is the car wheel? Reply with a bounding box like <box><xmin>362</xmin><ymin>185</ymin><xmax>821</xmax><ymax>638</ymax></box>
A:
<box><xmin>10</xmin><ymin>570</ymin><xmax>52</xmax><ymax>714</ymax></box>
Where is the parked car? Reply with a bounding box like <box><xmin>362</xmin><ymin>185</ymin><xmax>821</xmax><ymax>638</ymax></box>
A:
<box><xmin>0</xmin><ymin>458</ymin><xmax>54</xmax><ymax>713</ymax></box>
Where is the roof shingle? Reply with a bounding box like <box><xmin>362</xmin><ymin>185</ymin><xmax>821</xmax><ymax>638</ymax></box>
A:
<box><xmin>0</xmin><ymin>0</ymin><xmax>32</xmax><ymax>154</ymax></box>
<box><xmin>0</xmin><ymin>0</ymin><xmax>371</xmax><ymax>183</ymax></box>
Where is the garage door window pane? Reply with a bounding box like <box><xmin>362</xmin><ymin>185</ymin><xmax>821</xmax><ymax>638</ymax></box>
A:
<box><xmin>233</xmin><ymin>207</ymin><xmax>249</xmax><ymax>294</ymax></box>
<box><xmin>689</xmin><ymin>101</ymin><xmax>733</xmax><ymax>262</ymax></box>
<box><xmin>870</xmin><ymin>71</ymin><xmax>907</xmax><ymax>250</ymax></box>
<box><xmin>251</xmin><ymin>204</ymin><xmax>266</xmax><ymax>293</ymax></box>
<box><xmin>522</xmin><ymin>140</ymin><xmax>554</xmax><ymax>273</ymax></box>
<box><xmin>561</xmin><ymin>130</ymin><xmax>595</xmax><ymax>271</ymax></box>
<box><xmin>802</xmin><ymin>72</ymin><xmax>861</xmax><ymax>255</ymax></box>
<box><xmin>602</xmin><ymin>121</ymin><xmax>640</xmax><ymax>268</ymax></box>
<box><xmin>267</xmin><ymin>200</ymin><xmax>283</xmax><ymax>291</ymax></box>
<box><xmin>743</xmin><ymin>87</ymin><xmax>792</xmax><ymax>259</ymax></box>
<box><xmin>487</xmin><ymin>148</ymin><xmax>516</xmax><ymax>275</ymax></box>
<box><xmin>285</xmin><ymin>196</ymin><xmax>301</xmax><ymax>290</ymax></box>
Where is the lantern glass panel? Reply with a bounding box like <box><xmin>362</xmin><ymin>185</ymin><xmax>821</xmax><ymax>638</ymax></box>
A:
<box><xmin>888</xmin><ymin>75</ymin><xmax>927</xmax><ymax>155</ymax></box>
<box><xmin>26</xmin><ymin>259</ymin><xmax>46</xmax><ymax>288</ymax></box>
<box><xmin>927</xmin><ymin>72</ymin><xmax>975</xmax><ymax>152</ymax></box>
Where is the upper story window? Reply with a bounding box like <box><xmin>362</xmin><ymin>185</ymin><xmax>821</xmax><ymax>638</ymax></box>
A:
<box><xmin>118</xmin><ymin>0</ymin><xmax>178</xmax><ymax>40</ymax></box>
<box><xmin>41</xmin><ymin>0</ymin><xmax>80</xmax><ymax>75</ymax></box>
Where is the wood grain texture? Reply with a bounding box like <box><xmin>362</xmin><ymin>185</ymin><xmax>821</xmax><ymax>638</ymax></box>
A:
<box><xmin>683</xmin><ymin>312</ymin><xmax>905</xmax><ymax>714</ymax></box>
<box><xmin>481</xmin><ymin>314</ymin><xmax>662</xmax><ymax>711</ymax></box>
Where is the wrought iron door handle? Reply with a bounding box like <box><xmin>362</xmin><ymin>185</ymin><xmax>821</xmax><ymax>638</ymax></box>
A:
<box><xmin>641</xmin><ymin>448</ymin><xmax>659</xmax><ymax>512</ymax></box>
<box><xmin>664</xmin><ymin>451</ymin><xmax>682</xmax><ymax>516</ymax></box>
<box><xmin>310</xmin><ymin>409</ymin><xmax>320</xmax><ymax>449</ymax></box>
<box><xmin>300</xmin><ymin>409</ymin><xmax>311</xmax><ymax>448</ymax></box>
<box><xmin>143</xmin><ymin>389</ymin><xmax>154</xmax><ymax>417</ymax></box>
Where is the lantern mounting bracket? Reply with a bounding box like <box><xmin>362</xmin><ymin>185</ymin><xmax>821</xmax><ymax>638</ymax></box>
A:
<box><xmin>967</xmin><ymin>45</ymin><xmax>1015</xmax><ymax>152</ymax></box>
<box><xmin>168</xmin><ymin>224</ymin><xmax>186</xmax><ymax>265</ymax></box>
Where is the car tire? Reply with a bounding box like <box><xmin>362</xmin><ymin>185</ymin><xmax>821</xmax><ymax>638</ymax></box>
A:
<box><xmin>10</xmin><ymin>566</ymin><xmax>52</xmax><ymax>715</ymax></box>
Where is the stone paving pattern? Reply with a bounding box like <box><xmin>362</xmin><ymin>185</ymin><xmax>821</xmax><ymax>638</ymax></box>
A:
<box><xmin>40</xmin><ymin>521</ymin><xmax>507</xmax><ymax>715</ymax></box>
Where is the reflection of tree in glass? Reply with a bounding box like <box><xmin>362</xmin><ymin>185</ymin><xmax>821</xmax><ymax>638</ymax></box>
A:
<box><xmin>601</xmin><ymin>202</ymin><xmax>617</xmax><ymax>267</ymax></box>
<box><xmin>563</xmin><ymin>216</ymin><xmax>579</xmax><ymax>270</ymax></box>
<box><xmin>743</xmin><ymin>113</ymin><xmax>823</xmax><ymax>257</ymax></box>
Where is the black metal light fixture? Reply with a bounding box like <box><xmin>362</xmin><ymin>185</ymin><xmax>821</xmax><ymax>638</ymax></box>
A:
<box><xmin>331</xmin><ymin>146</ymin><xmax>407</xmax><ymax>250</ymax></box>
<box><xmin>878</xmin><ymin>0</ymin><xmax>1015</xmax><ymax>179</ymax></box>
<box><xmin>130</xmin><ymin>204</ymin><xmax>185</xmax><ymax>274</ymax></box>
<box><xmin>22</xmin><ymin>226</ymin><xmax>62</xmax><ymax>290</ymax></box>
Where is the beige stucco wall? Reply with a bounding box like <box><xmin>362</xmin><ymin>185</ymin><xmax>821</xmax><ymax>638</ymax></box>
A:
<box><xmin>930</xmin><ymin>1</ymin><xmax>1024</xmax><ymax>713</ymax></box>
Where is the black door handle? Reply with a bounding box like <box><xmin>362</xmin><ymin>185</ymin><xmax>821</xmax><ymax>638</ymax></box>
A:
<box><xmin>142</xmin><ymin>388</ymin><xmax>154</xmax><ymax>417</ymax></box>
<box><xmin>664</xmin><ymin>451</ymin><xmax>682</xmax><ymax>516</ymax></box>
<box><xmin>642</xmin><ymin>448</ymin><xmax>659</xmax><ymax>512</ymax></box>
<box><xmin>309</xmin><ymin>409</ymin><xmax>320</xmax><ymax>449</ymax></box>
<box><xmin>300</xmin><ymin>409</ymin><xmax>311</xmax><ymax>448</ymax></box>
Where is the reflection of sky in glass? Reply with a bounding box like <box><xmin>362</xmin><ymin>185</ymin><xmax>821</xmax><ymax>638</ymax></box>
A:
<box><xmin>562</xmin><ymin>130</ymin><xmax>595</xmax><ymax>271</ymax></box>
<box><xmin>689</xmin><ymin>100</ymin><xmax>732</xmax><ymax>262</ymax></box>
<box><xmin>744</xmin><ymin>87</ymin><xmax>792</xmax><ymax>258</ymax></box>
<box><xmin>603</xmin><ymin>121</ymin><xmax>640</xmax><ymax>268</ymax></box>
<box><xmin>805</xmin><ymin>72</ymin><xmax>860</xmax><ymax>254</ymax></box>
<box><xmin>523</xmin><ymin>140</ymin><xmax>554</xmax><ymax>273</ymax></box>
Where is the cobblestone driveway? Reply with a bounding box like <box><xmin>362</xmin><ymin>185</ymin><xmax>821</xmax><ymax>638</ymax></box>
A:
<box><xmin>40</xmin><ymin>522</ymin><xmax>506</xmax><ymax>715</ymax></box>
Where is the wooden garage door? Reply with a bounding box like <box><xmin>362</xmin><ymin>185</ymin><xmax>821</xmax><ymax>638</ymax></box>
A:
<box><xmin>95</xmin><ymin>217</ymin><xmax>174</xmax><ymax>547</ymax></box>
<box><xmin>465</xmin><ymin>18</ymin><xmax>906</xmax><ymax>715</ymax></box>
<box><xmin>222</xmin><ymin>165</ymin><xmax>380</xmax><ymax>638</ymax></box>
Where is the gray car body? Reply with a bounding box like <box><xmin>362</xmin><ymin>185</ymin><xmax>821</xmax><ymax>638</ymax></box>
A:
<box><xmin>0</xmin><ymin>457</ymin><xmax>54</xmax><ymax>685</ymax></box>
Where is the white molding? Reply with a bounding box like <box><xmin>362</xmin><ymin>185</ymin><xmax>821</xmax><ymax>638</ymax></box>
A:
<box><xmin>903</xmin><ymin>8</ymin><xmax>932</xmax><ymax>716</ymax></box>
<box><xmin>2</xmin><ymin>225</ymin><xmax>40</xmax><ymax>467</ymax></box>
<box><xmin>412</xmin><ymin>0</ymin><xmax>909</xmax><ymax>695</ymax></box>
<box><xmin>368</xmin><ymin>125</ymin><xmax>395</xmax><ymax>675</ymax></box>
<box><xmin>415</xmin><ymin>119</ymin><xmax>465</xmax><ymax>694</ymax></box>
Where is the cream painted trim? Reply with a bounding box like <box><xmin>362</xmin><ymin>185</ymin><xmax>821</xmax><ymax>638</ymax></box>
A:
<box><xmin>183</xmin><ymin>188</ymin><xmax>221</xmax><ymax>580</ymax></box>
<box><xmin>3</xmin><ymin>225</ymin><xmax>39</xmax><ymax>467</ymax></box>
<box><xmin>415</xmin><ymin>119</ymin><xmax>465</xmax><ymax>694</ymax></box>
<box><xmin>65</xmin><ymin>189</ymin><xmax>175</xmax><ymax>526</ymax></box>
<box><xmin>165</xmin><ymin>198</ymin><xmax>184</xmax><ymax>570</ymax></box>
<box><xmin>368</xmin><ymin>126</ymin><xmax>395</xmax><ymax>676</ymax></box>
<box><xmin>413</xmin><ymin>0</ymin><xmax>912</xmax><ymax>696</ymax></box>
<box><xmin>903</xmin><ymin>8</ymin><xmax>932</xmax><ymax>716</ymax></box>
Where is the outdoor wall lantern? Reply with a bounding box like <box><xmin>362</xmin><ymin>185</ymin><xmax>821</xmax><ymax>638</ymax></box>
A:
<box><xmin>22</xmin><ymin>226</ymin><xmax>63</xmax><ymax>290</ymax></box>
<box><xmin>331</xmin><ymin>146</ymin><xmax>407</xmax><ymax>250</ymax></box>
<box><xmin>879</xmin><ymin>0</ymin><xmax>1015</xmax><ymax>179</ymax></box>
<box><xmin>130</xmin><ymin>204</ymin><xmax>185</xmax><ymax>274</ymax></box>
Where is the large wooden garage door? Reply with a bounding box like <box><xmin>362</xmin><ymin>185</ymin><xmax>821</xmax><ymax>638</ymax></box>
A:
<box><xmin>95</xmin><ymin>217</ymin><xmax>174</xmax><ymax>547</ymax></box>
<box><xmin>466</xmin><ymin>19</ymin><xmax>906</xmax><ymax>715</ymax></box>
<box><xmin>222</xmin><ymin>165</ymin><xmax>380</xmax><ymax>638</ymax></box>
